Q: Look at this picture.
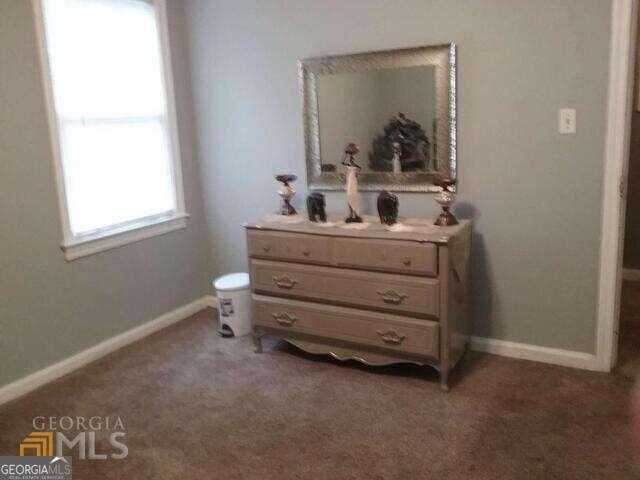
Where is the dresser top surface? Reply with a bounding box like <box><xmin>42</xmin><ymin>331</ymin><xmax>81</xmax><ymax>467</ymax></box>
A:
<box><xmin>245</xmin><ymin>214</ymin><xmax>471</xmax><ymax>244</ymax></box>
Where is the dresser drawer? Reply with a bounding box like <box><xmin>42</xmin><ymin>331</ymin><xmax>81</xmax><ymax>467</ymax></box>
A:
<box><xmin>247</xmin><ymin>230</ymin><xmax>331</xmax><ymax>265</ymax></box>
<box><xmin>250</xmin><ymin>259</ymin><xmax>439</xmax><ymax>318</ymax></box>
<box><xmin>253</xmin><ymin>295</ymin><xmax>439</xmax><ymax>359</ymax></box>
<box><xmin>333</xmin><ymin>238</ymin><xmax>437</xmax><ymax>276</ymax></box>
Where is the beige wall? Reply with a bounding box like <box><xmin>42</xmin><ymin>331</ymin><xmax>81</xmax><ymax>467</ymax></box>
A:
<box><xmin>186</xmin><ymin>0</ymin><xmax>612</xmax><ymax>353</ymax></box>
<box><xmin>0</xmin><ymin>1</ymin><xmax>211</xmax><ymax>387</ymax></box>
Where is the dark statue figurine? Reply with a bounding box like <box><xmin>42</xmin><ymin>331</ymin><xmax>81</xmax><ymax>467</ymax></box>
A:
<box><xmin>307</xmin><ymin>192</ymin><xmax>327</xmax><ymax>223</ymax></box>
<box><xmin>377</xmin><ymin>191</ymin><xmax>399</xmax><ymax>225</ymax></box>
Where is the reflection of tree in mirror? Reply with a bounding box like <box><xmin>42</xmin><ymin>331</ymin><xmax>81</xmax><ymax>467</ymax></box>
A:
<box><xmin>369</xmin><ymin>113</ymin><xmax>433</xmax><ymax>172</ymax></box>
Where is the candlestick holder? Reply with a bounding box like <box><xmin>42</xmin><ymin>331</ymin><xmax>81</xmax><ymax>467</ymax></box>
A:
<box><xmin>434</xmin><ymin>178</ymin><xmax>458</xmax><ymax>226</ymax></box>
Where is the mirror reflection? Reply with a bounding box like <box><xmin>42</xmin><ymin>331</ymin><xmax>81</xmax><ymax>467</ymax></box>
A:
<box><xmin>317</xmin><ymin>65</ymin><xmax>437</xmax><ymax>174</ymax></box>
<box><xmin>301</xmin><ymin>44</ymin><xmax>456</xmax><ymax>192</ymax></box>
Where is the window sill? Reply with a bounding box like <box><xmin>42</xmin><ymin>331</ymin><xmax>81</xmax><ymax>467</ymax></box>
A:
<box><xmin>61</xmin><ymin>213</ymin><xmax>189</xmax><ymax>261</ymax></box>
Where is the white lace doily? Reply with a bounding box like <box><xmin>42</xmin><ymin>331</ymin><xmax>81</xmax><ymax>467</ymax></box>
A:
<box><xmin>263</xmin><ymin>213</ymin><xmax>305</xmax><ymax>224</ymax></box>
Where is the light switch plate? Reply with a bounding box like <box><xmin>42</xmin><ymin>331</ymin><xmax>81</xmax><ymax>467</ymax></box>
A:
<box><xmin>558</xmin><ymin>108</ymin><xmax>576</xmax><ymax>134</ymax></box>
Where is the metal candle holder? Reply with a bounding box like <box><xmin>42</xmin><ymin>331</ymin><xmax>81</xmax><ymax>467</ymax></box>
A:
<box><xmin>434</xmin><ymin>178</ymin><xmax>458</xmax><ymax>226</ymax></box>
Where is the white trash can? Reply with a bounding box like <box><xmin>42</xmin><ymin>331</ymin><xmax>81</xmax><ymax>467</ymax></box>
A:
<box><xmin>213</xmin><ymin>272</ymin><xmax>251</xmax><ymax>337</ymax></box>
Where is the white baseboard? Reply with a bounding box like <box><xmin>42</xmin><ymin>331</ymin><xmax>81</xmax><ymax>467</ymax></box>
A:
<box><xmin>470</xmin><ymin>336</ymin><xmax>602</xmax><ymax>371</ymax></box>
<box><xmin>623</xmin><ymin>268</ymin><xmax>640</xmax><ymax>281</ymax></box>
<box><xmin>0</xmin><ymin>295</ymin><xmax>603</xmax><ymax>406</ymax></box>
<box><xmin>203</xmin><ymin>294</ymin><xmax>217</xmax><ymax>308</ymax></box>
<box><xmin>0</xmin><ymin>295</ymin><xmax>215</xmax><ymax>407</ymax></box>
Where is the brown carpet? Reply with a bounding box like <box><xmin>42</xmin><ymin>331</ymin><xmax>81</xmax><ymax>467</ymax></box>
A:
<box><xmin>622</xmin><ymin>280</ymin><xmax>640</xmax><ymax>324</ymax></box>
<box><xmin>1</xmin><ymin>300</ymin><xmax>639</xmax><ymax>479</ymax></box>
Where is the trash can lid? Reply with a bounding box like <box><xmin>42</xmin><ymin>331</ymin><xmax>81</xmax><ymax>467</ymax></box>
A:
<box><xmin>214</xmin><ymin>272</ymin><xmax>250</xmax><ymax>292</ymax></box>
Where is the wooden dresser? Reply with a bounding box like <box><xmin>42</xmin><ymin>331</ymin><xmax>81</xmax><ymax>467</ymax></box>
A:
<box><xmin>244</xmin><ymin>215</ymin><xmax>472</xmax><ymax>390</ymax></box>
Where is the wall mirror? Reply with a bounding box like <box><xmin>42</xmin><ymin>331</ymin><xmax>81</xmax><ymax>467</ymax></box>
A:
<box><xmin>300</xmin><ymin>44</ymin><xmax>456</xmax><ymax>192</ymax></box>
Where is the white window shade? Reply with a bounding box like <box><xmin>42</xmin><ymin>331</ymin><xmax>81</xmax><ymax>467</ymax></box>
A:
<box><xmin>40</xmin><ymin>0</ymin><xmax>183</xmax><ymax>241</ymax></box>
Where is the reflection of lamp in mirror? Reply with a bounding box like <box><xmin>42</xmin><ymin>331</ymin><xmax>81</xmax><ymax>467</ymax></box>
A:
<box><xmin>275</xmin><ymin>174</ymin><xmax>297</xmax><ymax>216</ymax></box>
<box><xmin>433</xmin><ymin>177</ymin><xmax>458</xmax><ymax>226</ymax></box>
<box><xmin>391</xmin><ymin>142</ymin><xmax>401</xmax><ymax>173</ymax></box>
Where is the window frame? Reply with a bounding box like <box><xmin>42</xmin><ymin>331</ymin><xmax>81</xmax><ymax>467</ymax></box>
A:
<box><xmin>32</xmin><ymin>0</ymin><xmax>188</xmax><ymax>261</ymax></box>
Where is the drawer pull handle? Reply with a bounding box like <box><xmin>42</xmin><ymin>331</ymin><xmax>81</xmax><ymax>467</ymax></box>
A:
<box><xmin>262</xmin><ymin>245</ymin><xmax>272</xmax><ymax>253</ymax></box>
<box><xmin>273</xmin><ymin>312</ymin><xmax>298</xmax><ymax>327</ymax></box>
<box><xmin>377</xmin><ymin>290</ymin><xmax>408</xmax><ymax>305</ymax></box>
<box><xmin>377</xmin><ymin>329</ymin><xmax>406</xmax><ymax>345</ymax></box>
<box><xmin>273</xmin><ymin>275</ymin><xmax>298</xmax><ymax>289</ymax></box>
<box><xmin>402</xmin><ymin>258</ymin><xmax>412</xmax><ymax>266</ymax></box>
<box><xmin>302</xmin><ymin>249</ymin><xmax>311</xmax><ymax>257</ymax></box>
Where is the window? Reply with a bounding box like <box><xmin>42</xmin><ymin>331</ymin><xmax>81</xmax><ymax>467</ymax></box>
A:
<box><xmin>35</xmin><ymin>0</ymin><xmax>187</xmax><ymax>260</ymax></box>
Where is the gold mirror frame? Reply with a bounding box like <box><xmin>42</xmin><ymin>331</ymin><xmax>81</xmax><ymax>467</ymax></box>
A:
<box><xmin>299</xmin><ymin>43</ymin><xmax>456</xmax><ymax>192</ymax></box>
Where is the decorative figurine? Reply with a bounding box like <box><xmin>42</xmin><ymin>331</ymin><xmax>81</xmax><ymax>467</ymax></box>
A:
<box><xmin>391</xmin><ymin>141</ymin><xmax>402</xmax><ymax>173</ymax></box>
<box><xmin>342</xmin><ymin>142</ymin><xmax>362</xmax><ymax>223</ymax></box>
<box><xmin>307</xmin><ymin>192</ymin><xmax>327</xmax><ymax>223</ymax></box>
<box><xmin>433</xmin><ymin>177</ymin><xmax>458</xmax><ymax>226</ymax></box>
<box><xmin>275</xmin><ymin>174</ymin><xmax>297</xmax><ymax>216</ymax></box>
<box><xmin>377</xmin><ymin>191</ymin><xmax>399</xmax><ymax>225</ymax></box>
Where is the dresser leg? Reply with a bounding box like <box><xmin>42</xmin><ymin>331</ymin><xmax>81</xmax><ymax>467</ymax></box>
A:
<box><xmin>252</xmin><ymin>330</ymin><xmax>263</xmax><ymax>353</ymax></box>
<box><xmin>439</xmin><ymin>370</ymin><xmax>450</xmax><ymax>392</ymax></box>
